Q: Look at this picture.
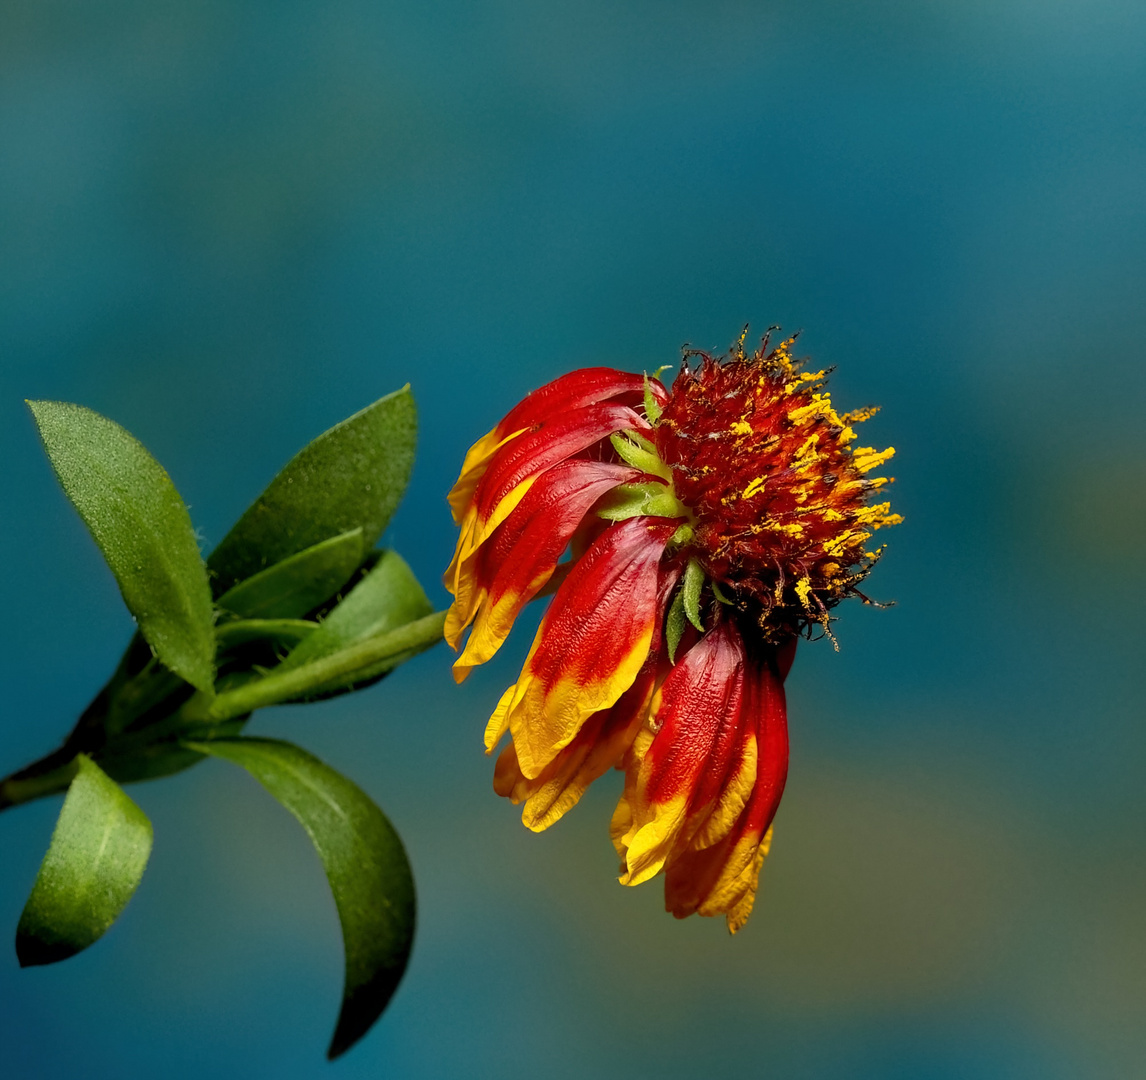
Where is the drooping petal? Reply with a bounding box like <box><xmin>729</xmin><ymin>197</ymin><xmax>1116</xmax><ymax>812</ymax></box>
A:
<box><xmin>492</xmin><ymin>659</ymin><xmax>660</xmax><ymax>832</ymax></box>
<box><xmin>443</xmin><ymin>401</ymin><xmax>648</xmax><ymax>644</ymax></box>
<box><xmin>613</xmin><ymin>620</ymin><xmax>750</xmax><ymax>887</ymax></box>
<box><xmin>493</xmin><ymin>516</ymin><xmax>679</xmax><ymax>780</ymax></box>
<box><xmin>662</xmin><ymin>642</ymin><xmax>792</xmax><ymax>932</ymax></box>
<box><xmin>497</xmin><ymin>368</ymin><xmax>662</xmax><ymax>439</ymax></box>
<box><xmin>446</xmin><ymin>427</ymin><xmax>519</xmax><ymax>524</ymax></box>
<box><xmin>452</xmin><ymin>460</ymin><xmax>644</xmax><ymax>681</ymax></box>
<box><xmin>471</xmin><ymin>402</ymin><xmax>648</xmax><ymax>525</ymax></box>
<box><xmin>445</xmin><ymin>369</ymin><xmax>660</xmax><ymax>526</ymax></box>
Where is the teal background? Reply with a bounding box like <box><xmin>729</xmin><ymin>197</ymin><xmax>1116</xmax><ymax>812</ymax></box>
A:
<box><xmin>2</xmin><ymin>2</ymin><xmax>1144</xmax><ymax>1076</ymax></box>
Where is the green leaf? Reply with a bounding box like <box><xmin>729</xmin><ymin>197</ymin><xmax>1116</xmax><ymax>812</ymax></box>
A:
<box><xmin>208</xmin><ymin>387</ymin><xmax>417</xmax><ymax>595</ymax></box>
<box><xmin>187</xmin><ymin>738</ymin><xmax>415</xmax><ymax>1059</ymax></box>
<box><xmin>280</xmin><ymin>550</ymin><xmax>432</xmax><ymax>675</ymax></box>
<box><xmin>682</xmin><ymin>557</ymin><xmax>705</xmax><ymax>632</ymax></box>
<box><xmin>215</xmin><ymin>529</ymin><xmax>365</xmax><ymax>619</ymax></box>
<box><xmin>27</xmin><ymin>401</ymin><xmax>216</xmax><ymax>693</ymax></box>
<box><xmin>665</xmin><ymin>589</ymin><xmax>686</xmax><ymax>663</ymax></box>
<box><xmin>16</xmin><ymin>755</ymin><xmax>153</xmax><ymax>966</ymax></box>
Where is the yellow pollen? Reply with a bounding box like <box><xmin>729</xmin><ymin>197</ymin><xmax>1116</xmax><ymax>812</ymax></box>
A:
<box><xmin>742</xmin><ymin>475</ymin><xmax>767</xmax><ymax>499</ymax></box>
<box><xmin>852</xmin><ymin>446</ymin><xmax>896</xmax><ymax>473</ymax></box>
<box><xmin>730</xmin><ymin>419</ymin><xmax>753</xmax><ymax>436</ymax></box>
<box><xmin>795</xmin><ymin>576</ymin><xmax>814</xmax><ymax>610</ymax></box>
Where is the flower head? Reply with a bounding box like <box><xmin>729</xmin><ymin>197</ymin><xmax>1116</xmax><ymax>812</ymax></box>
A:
<box><xmin>445</xmin><ymin>331</ymin><xmax>899</xmax><ymax>932</ymax></box>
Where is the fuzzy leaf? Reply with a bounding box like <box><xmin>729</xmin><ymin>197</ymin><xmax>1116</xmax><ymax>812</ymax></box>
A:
<box><xmin>16</xmin><ymin>756</ymin><xmax>153</xmax><ymax>966</ymax></box>
<box><xmin>215</xmin><ymin>529</ymin><xmax>365</xmax><ymax>619</ymax></box>
<box><xmin>188</xmin><ymin>738</ymin><xmax>415</xmax><ymax>1059</ymax></box>
<box><xmin>27</xmin><ymin>401</ymin><xmax>215</xmax><ymax>692</ymax></box>
<box><xmin>208</xmin><ymin>388</ymin><xmax>416</xmax><ymax>595</ymax></box>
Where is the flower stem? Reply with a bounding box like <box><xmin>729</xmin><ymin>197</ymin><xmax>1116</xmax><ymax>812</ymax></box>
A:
<box><xmin>198</xmin><ymin>610</ymin><xmax>447</xmax><ymax>723</ymax></box>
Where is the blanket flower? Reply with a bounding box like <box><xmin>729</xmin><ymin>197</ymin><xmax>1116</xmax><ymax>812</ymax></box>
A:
<box><xmin>445</xmin><ymin>331</ymin><xmax>899</xmax><ymax>931</ymax></box>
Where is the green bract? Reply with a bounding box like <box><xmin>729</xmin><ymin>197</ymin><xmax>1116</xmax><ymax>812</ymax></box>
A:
<box><xmin>1</xmin><ymin>389</ymin><xmax>441</xmax><ymax>1061</ymax></box>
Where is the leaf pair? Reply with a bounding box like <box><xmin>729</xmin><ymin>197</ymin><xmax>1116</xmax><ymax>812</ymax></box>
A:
<box><xmin>28</xmin><ymin>387</ymin><xmax>418</xmax><ymax>694</ymax></box>
<box><xmin>17</xmin><ymin>743</ymin><xmax>413</xmax><ymax>1059</ymax></box>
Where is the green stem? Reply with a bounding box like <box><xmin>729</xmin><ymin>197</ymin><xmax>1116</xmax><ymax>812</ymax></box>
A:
<box><xmin>0</xmin><ymin>749</ymin><xmax>80</xmax><ymax>811</ymax></box>
<box><xmin>0</xmin><ymin>612</ymin><xmax>447</xmax><ymax>810</ymax></box>
<box><xmin>196</xmin><ymin>610</ymin><xmax>447</xmax><ymax>724</ymax></box>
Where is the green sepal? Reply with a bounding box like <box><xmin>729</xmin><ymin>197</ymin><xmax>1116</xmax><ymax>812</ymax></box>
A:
<box><xmin>16</xmin><ymin>755</ymin><xmax>153</xmax><ymax>966</ymax></box>
<box><xmin>279</xmin><ymin>550</ymin><xmax>433</xmax><ymax>696</ymax></box>
<box><xmin>187</xmin><ymin>738</ymin><xmax>415</xmax><ymax>1060</ymax></box>
<box><xmin>608</xmin><ymin>432</ymin><xmax>673</xmax><ymax>481</ymax></box>
<box><xmin>711</xmin><ymin>580</ymin><xmax>733</xmax><ymax>605</ymax></box>
<box><xmin>665</xmin><ymin>589</ymin><xmax>687</xmax><ymax>663</ymax></box>
<box><xmin>208</xmin><ymin>387</ymin><xmax>416</xmax><ymax>596</ymax></box>
<box><xmin>27</xmin><ymin>401</ymin><xmax>215</xmax><ymax>693</ymax></box>
<box><xmin>215</xmin><ymin>529</ymin><xmax>365</xmax><ymax>619</ymax></box>
<box><xmin>596</xmin><ymin>481</ymin><xmax>687</xmax><ymax>523</ymax></box>
<box><xmin>643</xmin><ymin>374</ymin><xmax>663</xmax><ymax>425</ymax></box>
<box><xmin>682</xmin><ymin>557</ymin><xmax>706</xmax><ymax>632</ymax></box>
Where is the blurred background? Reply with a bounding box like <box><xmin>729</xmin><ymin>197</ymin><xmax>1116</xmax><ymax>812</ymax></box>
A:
<box><xmin>1</xmin><ymin>1</ymin><xmax>1143</xmax><ymax>1077</ymax></box>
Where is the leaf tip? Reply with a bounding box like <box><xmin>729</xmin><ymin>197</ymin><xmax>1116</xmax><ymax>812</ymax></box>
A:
<box><xmin>15</xmin><ymin>929</ymin><xmax>79</xmax><ymax>968</ymax></box>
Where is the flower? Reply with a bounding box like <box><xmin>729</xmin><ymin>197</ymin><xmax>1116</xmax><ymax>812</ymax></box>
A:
<box><xmin>445</xmin><ymin>331</ymin><xmax>899</xmax><ymax>932</ymax></box>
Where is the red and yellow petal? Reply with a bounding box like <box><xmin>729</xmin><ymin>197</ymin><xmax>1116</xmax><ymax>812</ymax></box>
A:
<box><xmin>661</xmin><ymin>644</ymin><xmax>792</xmax><ymax>932</ymax></box>
<box><xmin>446</xmin><ymin>427</ymin><xmax>523</xmax><ymax>525</ymax></box>
<box><xmin>446</xmin><ymin>368</ymin><xmax>658</xmax><ymax>526</ymax></box>
<box><xmin>663</xmin><ymin>824</ymin><xmax>774</xmax><ymax>934</ymax></box>
<box><xmin>492</xmin><ymin>659</ymin><xmax>659</xmax><ymax>831</ymax></box>
<box><xmin>472</xmin><ymin>401</ymin><xmax>648</xmax><ymax>524</ymax></box>
<box><xmin>453</xmin><ymin>460</ymin><xmax>643</xmax><ymax>681</ymax></box>
<box><xmin>492</xmin><ymin>516</ymin><xmax>680</xmax><ymax>780</ymax></box>
<box><xmin>444</xmin><ymin>401</ymin><xmax>648</xmax><ymax>646</ymax></box>
<box><xmin>613</xmin><ymin>621</ymin><xmax>750</xmax><ymax>886</ymax></box>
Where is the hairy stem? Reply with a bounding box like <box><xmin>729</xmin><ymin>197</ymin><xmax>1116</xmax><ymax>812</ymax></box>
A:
<box><xmin>194</xmin><ymin>610</ymin><xmax>447</xmax><ymax>723</ymax></box>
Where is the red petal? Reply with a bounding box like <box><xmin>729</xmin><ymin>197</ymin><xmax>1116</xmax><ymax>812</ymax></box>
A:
<box><xmin>502</xmin><ymin>516</ymin><xmax>679</xmax><ymax>778</ymax></box>
<box><xmin>452</xmin><ymin>460</ymin><xmax>643</xmax><ymax>677</ymax></box>
<box><xmin>497</xmin><ymin>368</ymin><xmax>665</xmax><ymax>439</ymax></box>
<box><xmin>613</xmin><ymin>621</ymin><xmax>750</xmax><ymax>885</ymax></box>
<box><xmin>473</xmin><ymin>401</ymin><xmax>648</xmax><ymax>523</ymax></box>
<box><xmin>492</xmin><ymin>658</ymin><xmax>661</xmax><ymax>831</ymax></box>
<box><xmin>662</xmin><ymin>642</ymin><xmax>792</xmax><ymax>930</ymax></box>
<box><xmin>643</xmin><ymin>622</ymin><xmax>747</xmax><ymax>808</ymax></box>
